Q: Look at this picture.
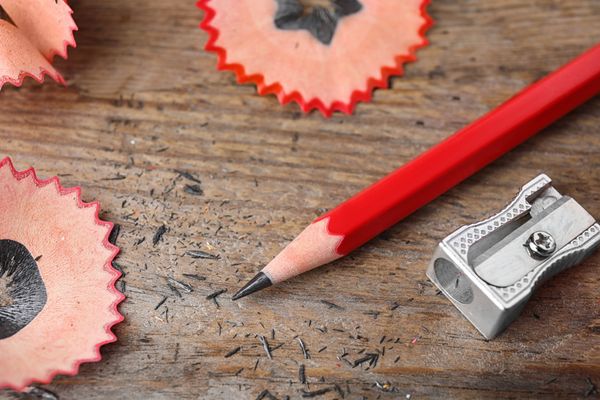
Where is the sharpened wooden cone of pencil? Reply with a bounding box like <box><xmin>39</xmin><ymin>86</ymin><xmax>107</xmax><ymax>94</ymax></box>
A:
<box><xmin>233</xmin><ymin>43</ymin><xmax>600</xmax><ymax>301</ymax></box>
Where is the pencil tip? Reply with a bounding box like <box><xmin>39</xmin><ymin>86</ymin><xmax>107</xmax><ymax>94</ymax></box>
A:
<box><xmin>232</xmin><ymin>272</ymin><xmax>272</xmax><ymax>301</ymax></box>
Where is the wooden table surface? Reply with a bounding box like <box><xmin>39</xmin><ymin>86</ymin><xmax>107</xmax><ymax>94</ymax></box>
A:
<box><xmin>1</xmin><ymin>1</ymin><xmax>599</xmax><ymax>399</ymax></box>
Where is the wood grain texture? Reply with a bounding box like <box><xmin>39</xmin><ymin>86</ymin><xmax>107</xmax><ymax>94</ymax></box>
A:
<box><xmin>1</xmin><ymin>0</ymin><xmax>599</xmax><ymax>399</ymax></box>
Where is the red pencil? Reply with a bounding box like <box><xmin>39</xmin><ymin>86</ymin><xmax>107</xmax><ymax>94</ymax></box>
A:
<box><xmin>233</xmin><ymin>43</ymin><xmax>600</xmax><ymax>300</ymax></box>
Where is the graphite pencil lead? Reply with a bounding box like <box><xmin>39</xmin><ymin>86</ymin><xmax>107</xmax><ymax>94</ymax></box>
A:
<box><xmin>232</xmin><ymin>272</ymin><xmax>272</xmax><ymax>301</ymax></box>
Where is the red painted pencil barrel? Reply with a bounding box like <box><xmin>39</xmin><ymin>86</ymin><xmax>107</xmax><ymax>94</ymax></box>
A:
<box><xmin>320</xmin><ymin>43</ymin><xmax>600</xmax><ymax>256</ymax></box>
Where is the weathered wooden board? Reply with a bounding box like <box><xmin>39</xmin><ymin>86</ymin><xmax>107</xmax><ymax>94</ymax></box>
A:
<box><xmin>1</xmin><ymin>0</ymin><xmax>599</xmax><ymax>399</ymax></box>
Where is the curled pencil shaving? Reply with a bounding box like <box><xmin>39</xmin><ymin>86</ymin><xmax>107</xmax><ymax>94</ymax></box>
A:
<box><xmin>198</xmin><ymin>0</ymin><xmax>432</xmax><ymax>116</ymax></box>
<box><xmin>0</xmin><ymin>0</ymin><xmax>77</xmax><ymax>90</ymax></box>
<box><xmin>0</xmin><ymin>157</ymin><xmax>124</xmax><ymax>391</ymax></box>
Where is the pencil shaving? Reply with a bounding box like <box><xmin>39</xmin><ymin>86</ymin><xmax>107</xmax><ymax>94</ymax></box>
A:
<box><xmin>0</xmin><ymin>157</ymin><xmax>124</xmax><ymax>391</ymax></box>
<box><xmin>198</xmin><ymin>0</ymin><xmax>432</xmax><ymax>116</ymax></box>
<box><xmin>0</xmin><ymin>0</ymin><xmax>77</xmax><ymax>90</ymax></box>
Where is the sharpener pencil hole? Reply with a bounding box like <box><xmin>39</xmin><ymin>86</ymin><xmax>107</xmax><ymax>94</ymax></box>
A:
<box><xmin>433</xmin><ymin>258</ymin><xmax>473</xmax><ymax>304</ymax></box>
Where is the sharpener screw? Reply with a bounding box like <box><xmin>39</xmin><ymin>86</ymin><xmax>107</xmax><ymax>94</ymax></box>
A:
<box><xmin>526</xmin><ymin>231</ymin><xmax>556</xmax><ymax>258</ymax></box>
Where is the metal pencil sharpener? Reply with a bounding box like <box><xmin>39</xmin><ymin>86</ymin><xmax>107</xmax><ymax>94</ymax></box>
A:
<box><xmin>426</xmin><ymin>174</ymin><xmax>600</xmax><ymax>339</ymax></box>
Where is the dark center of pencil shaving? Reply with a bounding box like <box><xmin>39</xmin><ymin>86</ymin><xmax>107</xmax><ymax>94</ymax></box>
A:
<box><xmin>274</xmin><ymin>0</ymin><xmax>363</xmax><ymax>45</ymax></box>
<box><xmin>0</xmin><ymin>6</ymin><xmax>12</xmax><ymax>24</ymax></box>
<box><xmin>0</xmin><ymin>239</ymin><xmax>47</xmax><ymax>339</ymax></box>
